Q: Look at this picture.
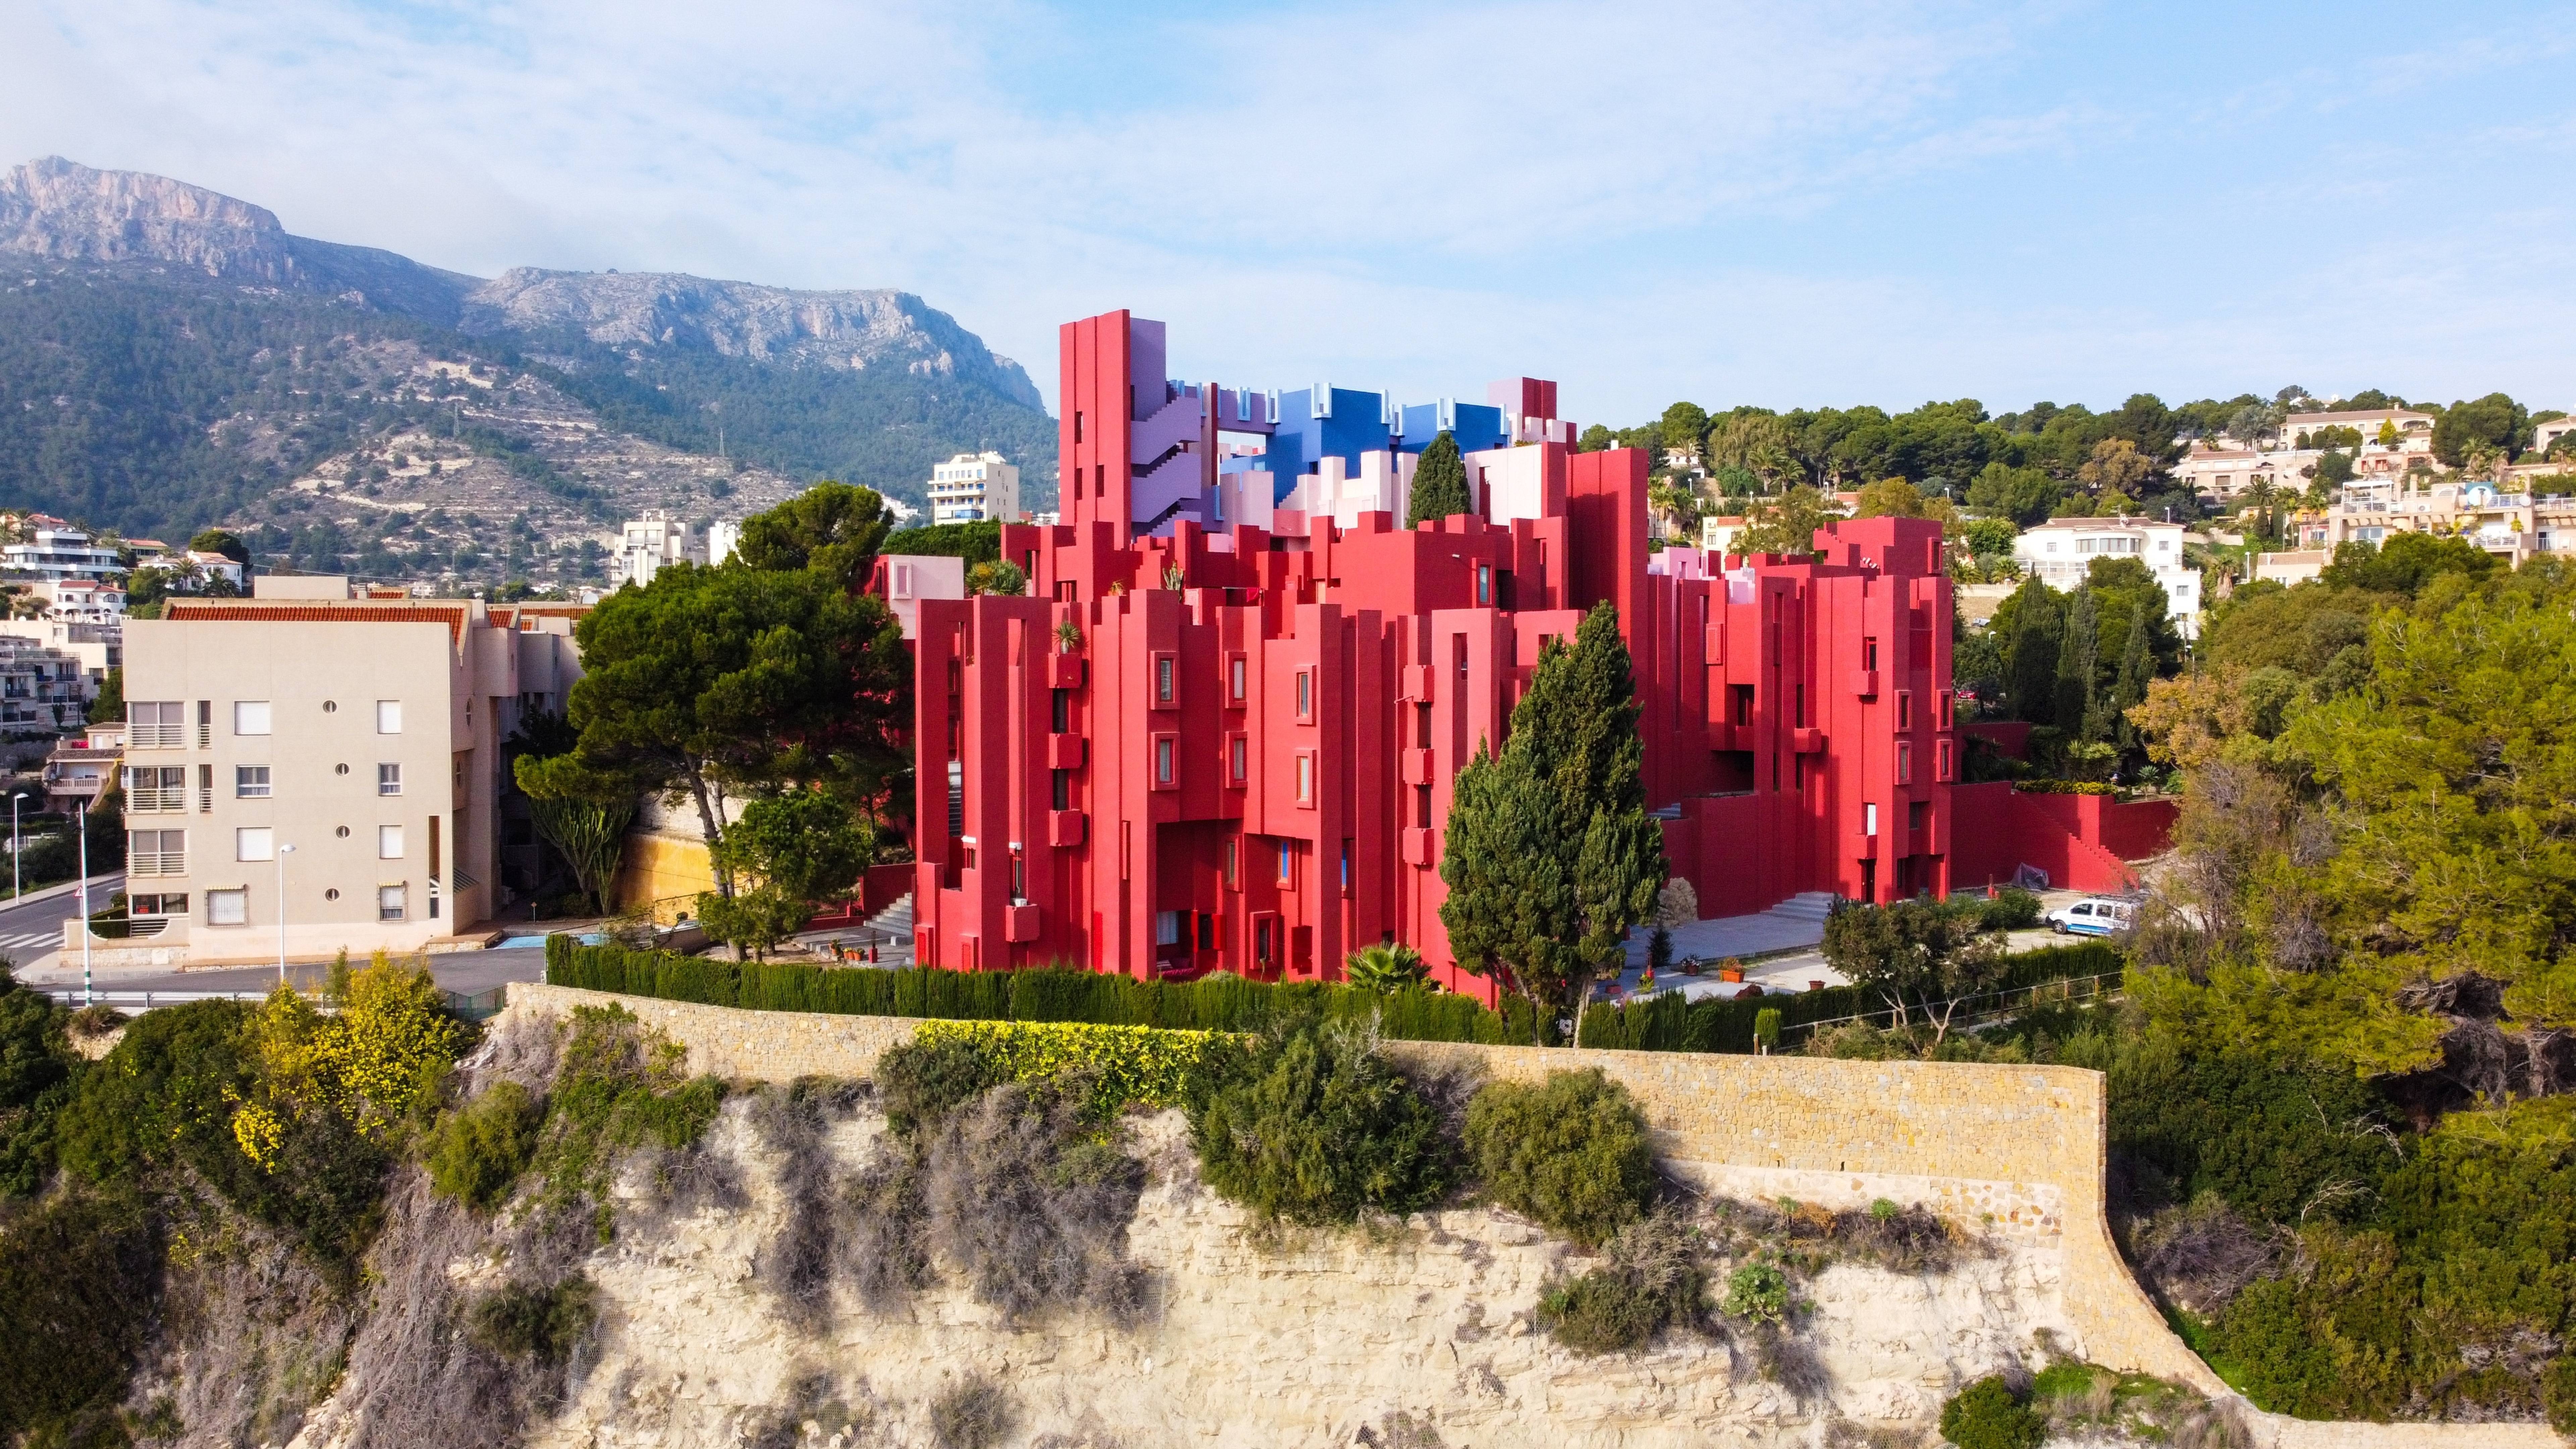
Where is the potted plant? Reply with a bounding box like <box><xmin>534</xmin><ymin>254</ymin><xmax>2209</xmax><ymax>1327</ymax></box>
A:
<box><xmin>1718</xmin><ymin>957</ymin><xmax>1746</xmax><ymax>983</ymax></box>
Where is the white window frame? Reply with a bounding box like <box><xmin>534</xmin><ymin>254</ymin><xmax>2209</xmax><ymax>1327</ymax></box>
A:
<box><xmin>236</xmin><ymin>826</ymin><xmax>275</xmax><ymax>862</ymax></box>
<box><xmin>235</xmin><ymin>765</ymin><xmax>271</xmax><ymax>799</ymax></box>
<box><xmin>378</xmin><ymin>884</ymin><xmax>408</xmax><ymax>922</ymax></box>
<box><xmin>207</xmin><ymin>888</ymin><xmax>248</xmax><ymax>926</ymax></box>
<box><xmin>233</xmin><ymin>700</ymin><xmax>272</xmax><ymax>736</ymax></box>
<box><xmin>378</xmin><ymin>763</ymin><xmax>403</xmax><ymax>796</ymax></box>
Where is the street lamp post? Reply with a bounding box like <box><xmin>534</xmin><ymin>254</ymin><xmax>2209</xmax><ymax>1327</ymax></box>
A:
<box><xmin>76</xmin><ymin>802</ymin><xmax>90</xmax><ymax>1007</ymax></box>
<box><xmin>276</xmin><ymin>843</ymin><xmax>297</xmax><ymax>986</ymax></box>
<box><xmin>9</xmin><ymin>790</ymin><xmax>25</xmax><ymax>899</ymax></box>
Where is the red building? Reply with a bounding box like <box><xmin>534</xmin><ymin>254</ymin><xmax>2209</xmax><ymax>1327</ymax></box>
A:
<box><xmin>907</xmin><ymin>310</ymin><xmax>2140</xmax><ymax>999</ymax></box>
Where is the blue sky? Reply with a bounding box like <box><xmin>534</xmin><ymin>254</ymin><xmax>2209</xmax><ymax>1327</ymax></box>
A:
<box><xmin>4</xmin><ymin>0</ymin><xmax>2571</xmax><ymax>426</ymax></box>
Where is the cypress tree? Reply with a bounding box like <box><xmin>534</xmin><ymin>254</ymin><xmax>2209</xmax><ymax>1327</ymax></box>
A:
<box><xmin>2109</xmin><ymin>602</ymin><xmax>2153</xmax><ymax>752</ymax></box>
<box><xmin>1441</xmin><ymin>602</ymin><xmax>1666</xmax><ymax>1041</ymax></box>
<box><xmin>2004</xmin><ymin>579</ymin><xmax>2061</xmax><ymax>725</ymax></box>
<box><xmin>2056</xmin><ymin>588</ymin><xmax>2101</xmax><ymax>739</ymax></box>
<box><xmin>1407</xmin><ymin>431</ymin><xmax>1473</xmax><ymax>527</ymax></box>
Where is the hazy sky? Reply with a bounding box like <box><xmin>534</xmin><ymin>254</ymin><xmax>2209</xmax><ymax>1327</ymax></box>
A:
<box><xmin>4</xmin><ymin>0</ymin><xmax>2571</xmax><ymax>424</ymax></box>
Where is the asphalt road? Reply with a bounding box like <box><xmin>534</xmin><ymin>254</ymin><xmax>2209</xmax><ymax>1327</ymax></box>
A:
<box><xmin>39</xmin><ymin>945</ymin><xmax>552</xmax><ymax>1000</ymax></box>
<box><xmin>0</xmin><ymin>873</ymin><xmax>124</xmax><ymax>970</ymax></box>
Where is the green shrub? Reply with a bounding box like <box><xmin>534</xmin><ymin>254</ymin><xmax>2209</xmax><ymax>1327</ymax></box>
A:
<box><xmin>2095</xmin><ymin>1038</ymin><xmax>2394</xmax><ymax>1225</ymax></box>
<box><xmin>1976</xmin><ymin>888</ymin><xmax>2043</xmax><ymax>930</ymax></box>
<box><xmin>876</xmin><ymin>1035</ymin><xmax>1001</xmax><ymax>1138</ymax></box>
<box><xmin>532</xmin><ymin>1005</ymin><xmax>724</xmax><ymax>1224</ymax></box>
<box><xmin>1343</xmin><ymin>941</ymin><xmax>1428</xmax><ymax>994</ymax></box>
<box><xmin>1188</xmin><ymin>1027</ymin><xmax>1450</xmax><ymax>1226</ymax></box>
<box><xmin>1938</xmin><ymin>1375</ymin><xmax>2044</xmax><ymax>1449</ymax></box>
<box><xmin>0</xmin><ymin>979</ymin><xmax>78</xmax><ymax>1198</ymax></box>
<box><xmin>1464</xmin><ymin>1069</ymin><xmax>1655</xmax><ymax>1245</ymax></box>
<box><xmin>1719</xmin><ymin>1261</ymin><xmax>1790</xmax><ymax>1324</ymax></box>
<box><xmin>467</xmin><ymin>1275</ymin><xmax>597</xmax><ymax>1365</ymax></box>
<box><xmin>1536</xmin><ymin>1213</ymin><xmax>1705</xmax><ymax>1355</ymax></box>
<box><xmin>914</xmin><ymin>1019</ymin><xmax>1225</xmax><ymax>1122</ymax></box>
<box><xmin>0</xmin><ymin>1188</ymin><xmax>161</xmax><ymax>1441</ymax></box>
<box><xmin>426</xmin><ymin>1080</ymin><xmax>541</xmax><ymax>1210</ymax></box>
<box><xmin>2544</xmin><ymin>1353</ymin><xmax>2576</xmax><ymax>1434</ymax></box>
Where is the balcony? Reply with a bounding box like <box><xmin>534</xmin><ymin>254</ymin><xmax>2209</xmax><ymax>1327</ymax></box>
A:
<box><xmin>1399</xmin><ymin>747</ymin><xmax>1436</xmax><ymax>786</ymax></box>
<box><xmin>1850</xmin><ymin>670</ymin><xmax>1878</xmax><ymax>697</ymax></box>
<box><xmin>1045</xmin><ymin>733</ymin><xmax>1085</xmax><ymax>769</ymax></box>
<box><xmin>1400</xmin><ymin>664</ymin><xmax>1435</xmax><ymax>703</ymax></box>
<box><xmin>1047</xmin><ymin>810</ymin><xmax>1086</xmax><ymax>848</ymax></box>
<box><xmin>1401</xmin><ymin>827</ymin><xmax>1436</xmax><ymax>866</ymax></box>
<box><xmin>1044</xmin><ymin>655</ymin><xmax>1084</xmax><ymax>689</ymax></box>
<box><xmin>1791</xmin><ymin>727</ymin><xmax>1826</xmax><ymax>754</ymax></box>
<box><xmin>1003</xmin><ymin>903</ymin><xmax>1041</xmax><ymax>943</ymax></box>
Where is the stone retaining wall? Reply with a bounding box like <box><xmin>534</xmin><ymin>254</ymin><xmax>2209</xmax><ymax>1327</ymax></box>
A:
<box><xmin>495</xmin><ymin>983</ymin><xmax>2563</xmax><ymax>1448</ymax></box>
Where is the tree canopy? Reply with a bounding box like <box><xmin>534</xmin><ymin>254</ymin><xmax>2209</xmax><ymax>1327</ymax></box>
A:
<box><xmin>730</xmin><ymin>481</ymin><xmax>892</xmax><ymax>591</ymax></box>
<box><xmin>1407</xmin><ymin>431</ymin><xmax>1472</xmax><ymax>527</ymax></box>
<box><xmin>1440</xmin><ymin>603</ymin><xmax>1665</xmax><ymax>1039</ymax></box>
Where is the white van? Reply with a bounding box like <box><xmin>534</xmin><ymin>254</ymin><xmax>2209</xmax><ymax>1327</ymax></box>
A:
<box><xmin>2046</xmin><ymin>897</ymin><xmax>2136</xmax><ymax>937</ymax></box>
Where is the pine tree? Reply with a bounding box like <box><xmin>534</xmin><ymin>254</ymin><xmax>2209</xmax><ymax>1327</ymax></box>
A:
<box><xmin>1407</xmin><ymin>431</ymin><xmax>1473</xmax><ymax>527</ymax></box>
<box><xmin>2056</xmin><ymin>588</ymin><xmax>2101</xmax><ymax>739</ymax></box>
<box><xmin>1441</xmin><ymin>602</ymin><xmax>1666</xmax><ymax>1041</ymax></box>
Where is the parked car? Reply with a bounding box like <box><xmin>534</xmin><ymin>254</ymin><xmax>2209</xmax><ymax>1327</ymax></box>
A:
<box><xmin>2046</xmin><ymin>897</ymin><xmax>2136</xmax><ymax>937</ymax></box>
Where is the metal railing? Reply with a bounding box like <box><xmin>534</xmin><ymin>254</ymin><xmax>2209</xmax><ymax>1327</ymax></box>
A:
<box><xmin>44</xmin><ymin>984</ymin><xmax>514</xmax><ymax>1018</ymax></box>
<box><xmin>1777</xmin><ymin>969</ymin><xmax>2125</xmax><ymax>1043</ymax></box>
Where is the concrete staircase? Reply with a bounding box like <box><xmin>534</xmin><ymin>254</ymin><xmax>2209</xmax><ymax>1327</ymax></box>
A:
<box><xmin>796</xmin><ymin>893</ymin><xmax>914</xmax><ymax>966</ymax></box>
<box><xmin>1767</xmin><ymin>892</ymin><xmax>1838</xmax><ymax>925</ymax></box>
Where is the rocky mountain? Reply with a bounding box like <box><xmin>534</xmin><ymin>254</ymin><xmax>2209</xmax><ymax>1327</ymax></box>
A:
<box><xmin>0</xmin><ymin>155</ymin><xmax>480</xmax><ymax>323</ymax></box>
<box><xmin>461</xmin><ymin>268</ymin><xmax>1043</xmax><ymax>410</ymax></box>
<box><xmin>0</xmin><ymin>157</ymin><xmax>1055</xmax><ymax>553</ymax></box>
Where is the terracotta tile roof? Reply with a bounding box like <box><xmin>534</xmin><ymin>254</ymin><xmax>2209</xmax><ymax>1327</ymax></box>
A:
<box><xmin>161</xmin><ymin>598</ymin><xmax>483</xmax><ymax>644</ymax></box>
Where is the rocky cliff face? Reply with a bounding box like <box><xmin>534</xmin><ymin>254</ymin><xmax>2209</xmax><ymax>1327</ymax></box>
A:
<box><xmin>0</xmin><ymin>156</ymin><xmax>481</xmax><ymax>321</ymax></box>
<box><xmin>460</xmin><ymin>268</ymin><xmax>1042</xmax><ymax>407</ymax></box>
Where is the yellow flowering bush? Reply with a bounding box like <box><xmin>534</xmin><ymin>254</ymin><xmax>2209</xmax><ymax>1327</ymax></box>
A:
<box><xmin>229</xmin><ymin>954</ymin><xmax>468</xmax><ymax>1170</ymax></box>
<box><xmin>914</xmin><ymin>1020</ymin><xmax>1226</xmax><ymax>1119</ymax></box>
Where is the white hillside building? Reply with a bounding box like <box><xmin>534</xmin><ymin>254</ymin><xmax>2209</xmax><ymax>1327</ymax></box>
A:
<box><xmin>2010</xmin><ymin>516</ymin><xmax>2201</xmax><ymax>640</ymax></box>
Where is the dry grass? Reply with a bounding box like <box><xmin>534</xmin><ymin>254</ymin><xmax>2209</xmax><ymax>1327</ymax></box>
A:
<box><xmin>750</xmin><ymin>1080</ymin><xmax>865</xmax><ymax>1333</ymax></box>
<box><xmin>927</xmin><ymin>1374</ymin><xmax>1015</xmax><ymax>1449</ymax></box>
<box><xmin>923</xmin><ymin>1081</ymin><xmax>1151</xmax><ymax>1326</ymax></box>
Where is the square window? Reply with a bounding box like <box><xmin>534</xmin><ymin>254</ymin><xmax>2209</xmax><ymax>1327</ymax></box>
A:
<box><xmin>376</xmin><ymin>700</ymin><xmax>401</xmax><ymax>734</ymax></box>
<box><xmin>378</xmin><ymin>763</ymin><xmax>402</xmax><ymax>796</ymax></box>
<box><xmin>207</xmin><ymin>889</ymin><xmax>247</xmax><ymax>926</ymax></box>
<box><xmin>235</xmin><ymin>765</ymin><xmax>271</xmax><ymax>798</ymax></box>
<box><xmin>234</xmin><ymin>700</ymin><xmax>271</xmax><ymax>736</ymax></box>
<box><xmin>1155</xmin><ymin>910</ymin><xmax>1182</xmax><ymax>946</ymax></box>
<box><xmin>236</xmin><ymin>826</ymin><xmax>274</xmax><ymax>861</ymax></box>
<box><xmin>378</xmin><ymin>884</ymin><xmax>407</xmax><ymax>922</ymax></box>
<box><xmin>378</xmin><ymin>824</ymin><xmax>404</xmax><ymax>860</ymax></box>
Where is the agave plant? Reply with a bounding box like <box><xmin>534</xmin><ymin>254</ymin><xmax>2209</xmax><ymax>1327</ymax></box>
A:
<box><xmin>1343</xmin><ymin>940</ymin><xmax>1428</xmax><ymax>995</ymax></box>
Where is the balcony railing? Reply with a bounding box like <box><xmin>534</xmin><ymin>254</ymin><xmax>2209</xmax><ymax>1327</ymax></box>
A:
<box><xmin>126</xmin><ymin>785</ymin><xmax>185</xmax><ymax>813</ymax></box>
<box><xmin>128</xmin><ymin>846</ymin><xmax>186</xmax><ymax>877</ymax></box>
<box><xmin>130</xmin><ymin>722</ymin><xmax>183</xmax><ymax>750</ymax></box>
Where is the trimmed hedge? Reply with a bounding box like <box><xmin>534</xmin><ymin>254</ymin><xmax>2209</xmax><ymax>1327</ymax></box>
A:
<box><xmin>1574</xmin><ymin>941</ymin><xmax>2121</xmax><ymax>1053</ymax></box>
<box><xmin>544</xmin><ymin>937</ymin><xmax>1544</xmax><ymax>1044</ymax></box>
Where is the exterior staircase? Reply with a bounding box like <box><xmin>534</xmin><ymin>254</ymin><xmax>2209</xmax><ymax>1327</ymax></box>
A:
<box><xmin>1767</xmin><ymin>891</ymin><xmax>1838</xmax><ymax>925</ymax></box>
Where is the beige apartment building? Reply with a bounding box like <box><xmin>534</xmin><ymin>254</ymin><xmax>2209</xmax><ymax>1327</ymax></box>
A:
<box><xmin>109</xmin><ymin>585</ymin><xmax>585</xmax><ymax>963</ymax></box>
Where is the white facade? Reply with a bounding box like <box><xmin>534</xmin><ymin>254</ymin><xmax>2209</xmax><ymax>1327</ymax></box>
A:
<box><xmin>2296</xmin><ymin>480</ymin><xmax>2576</xmax><ymax>567</ymax></box>
<box><xmin>3</xmin><ymin>527</ymin><xmax>123</xmax><ymax>583</ymax></box>
<box><xmin>2011</xmin><ymin>517</ymin><xmax>2201</xmax><ymax>639</ymax></box>
<box><xmin>40</xmin><ymin>578</ymin><xmax>124</xmax><ymax>624</ymax></box>
<box><xmin>616</xmin><ymin>512</ymin><xmax>692</xmax><ymax>587</ymax></box>
<box><xmin>925</xmin><ymin>451</ymin><xmax>1021</xmax><ymax>524</ymax></box>
<box><xmin>112</xmin><ymin>598</ymin><xmax>586</xmax><ymax>962</ymax></box>
<box><xmin>706</xmin><ymin>519</ymin><xmax>742</xmax><ymax>568</ymax></box>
